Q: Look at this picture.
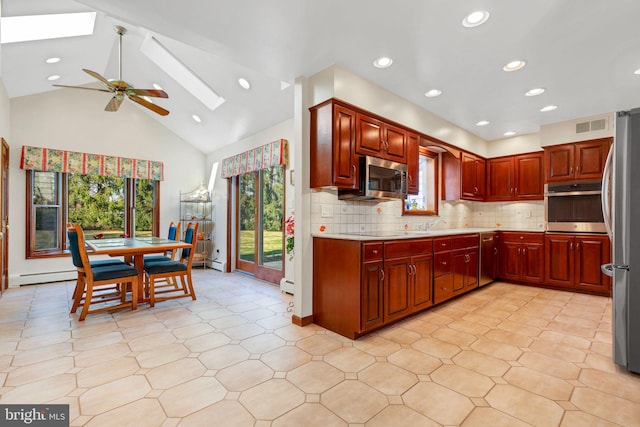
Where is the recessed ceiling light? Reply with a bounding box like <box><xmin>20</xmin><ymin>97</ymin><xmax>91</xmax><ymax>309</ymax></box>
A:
<box><xmin>540</xmin><ymin>105</ymin><xmax>558</xmax><ymax>112</ymax></box>
<box><xmin>238</xmin><ymin>78</ymin><xmax>251</xmax><ymax>90</ymax></box>
<box><xmin>504</xmin><ymin>131</ymin><xmax>517</xmax><ymax>137</ymax></box>
<box><xmin>46</xmin><ymin>57</ymin><xmax>60</xmax><ymax>64</ymax></box>
<box><xmin>424</xmin><ymin>89</ymin><xmax>442</xmax><ymax>98</ymax></box>
<box><xmin>47</xmin><ymin>75</ymin><xmax>61</xmax><ymax>81</ymax></box>
<box><xmin>152</xmin><ymin>83</ymin><xmax>163</xmax><ymax>90</ymax></box>
<box><xmin>525</xmin><ymin>87</ymin><xmax>545</xmax><ymax>97</ymax></box>
<box><xmin>634</xmin><ymin>68</ymin><xmax>640</xmax><ymax>75</ymax></box>
<box><xmin>192</xmin><ymin>114</ymin><xmax>202</xmax><ymax>123</ymax></box>
<box><xmin>476</xmin><ymin>120</ymin><xmax>490</xmax><ymax>126</ymax></box>
<box><xmin>373</xmin><ymin>56</ymin><xmax>393</xmax><ymax>68</ymax></box>
<box><xmin>503</xmin><ymin>60</ymin><xmax>527</xmax><ymax>72</ymax></box>
<box><xmin>462</xmin><ymin>10</ymin><xmax>490</xmax><ymax>28</ymax></box>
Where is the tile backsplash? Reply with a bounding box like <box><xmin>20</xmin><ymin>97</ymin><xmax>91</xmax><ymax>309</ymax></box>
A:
<box><xmin>310</xmin><ymin>189</ymin><xmax>545</xmax><ymax>234</ymax></box>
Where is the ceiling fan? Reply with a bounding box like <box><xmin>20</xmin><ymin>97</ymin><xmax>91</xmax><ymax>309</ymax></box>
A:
<box><xmin>54</xmin><ymin>26</ymin><xmax>170</xmax><ymax>116</ymax></box>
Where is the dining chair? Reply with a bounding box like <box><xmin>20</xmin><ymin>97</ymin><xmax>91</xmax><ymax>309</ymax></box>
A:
<box><xmin>143</xmin><ymin>221</ymin><xmax>181</xmax><ymax>264</ymax></box>
<box><xmin>67</xmin><ymin>223</ymin><xmax>140</xmax><ymax>320</ymax></box>
<box><xmin>144</xmin><ymin>222</ymin><xmax>199</xmax><ymax>307</ymax></box>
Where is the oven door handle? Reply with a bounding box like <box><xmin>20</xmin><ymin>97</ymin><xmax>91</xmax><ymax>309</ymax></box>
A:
<box><xmin>545</xmin><ymin>190</ymin><xmax>602</xmax><ymax>197</ymax></box>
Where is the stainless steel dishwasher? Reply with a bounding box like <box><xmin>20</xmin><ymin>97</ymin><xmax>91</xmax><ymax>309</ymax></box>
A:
<box><xmin>480</xmin><ymin>232</ymin><xmax>497</xmax><ymax>286</ymax></box>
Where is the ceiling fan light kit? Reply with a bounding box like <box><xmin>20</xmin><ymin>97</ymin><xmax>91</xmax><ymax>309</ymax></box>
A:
<box><xmin>53</xmin><ymin>25</ymin><xmax>170</xmax><ymax>116</ymax></box>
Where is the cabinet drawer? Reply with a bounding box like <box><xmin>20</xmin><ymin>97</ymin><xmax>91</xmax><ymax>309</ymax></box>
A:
<box><xmin>362</xmin><ymin>242</ymin><xmax>383</xmax><ymax>261</ymax></box>
<box><xmin>434</xmin><ymin>274</ymin><xmax>453</xmax><ymax>304</ymax></box>
<box><xmin>434</xmin><ymin>252</ymin><xmax>452</xmax><ymax>277</ymax></box>
<box><xmin>452</xmin><ymin>234</ymin><xmax>479</xmax><ymax>250</ymax></box>
<box><xmin>501</xmin><ymin>232</ymin><xmax>544</xmax><ymax>243</ymax></box>
<box><xmin>433</xmin><ymin>237</ymin><xmax>451</xmax><ymax>252</ymax></box>
<box><xmin>384</xmin><ymin>239</ymin><xmax>432</xmax><ymax>258</ymax></box>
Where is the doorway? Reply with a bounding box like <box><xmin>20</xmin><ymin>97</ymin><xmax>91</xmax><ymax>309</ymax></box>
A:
<box><xmin>235</xmin><ymin>166</ymin><xmax>285</xmax><ymax>284</ymax></box>
<box><xmin>1</xmin><ymin>139</ymin><xmax>8</xmax><ymax>293</ymax></box>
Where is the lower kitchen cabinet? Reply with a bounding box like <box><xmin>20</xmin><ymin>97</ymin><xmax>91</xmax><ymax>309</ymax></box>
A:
<box><xmin>434</xmin><ymin>234</ymin><xmax>478</xmax><ymax>304</ymax></box>
<box><xmin>384</xmin><ymin>239</ymin><xmax>433</xmax><ymax>322</ymax></box>
<box><xmin>545</xmin><ymin>233</ymin><xmax>611</xmax><ymax>295</ymax></box>
<box><xmin>500</xmin><ymin>232</ymin><xmax>544</xmax><ymax>284</ymax></box>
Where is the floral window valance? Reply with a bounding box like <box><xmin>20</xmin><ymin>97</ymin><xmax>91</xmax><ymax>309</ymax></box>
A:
<box><xmin>221</xmin><ymin>139</ymin><xmax>288</xmax><ymax>178</ymax></box>
<box><xmin>20</xmin><ymin>146</ymin><xmax>164</xmax><ymax>181</ymax></box>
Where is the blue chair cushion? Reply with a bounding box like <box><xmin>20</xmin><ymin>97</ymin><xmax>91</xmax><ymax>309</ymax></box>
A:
<box><xmin>145</xmin><ymin>261</ymin><xmax>187</xmax><ymax>275</ymax></box>
<box><xmin>67</xmin><ymin>231</ymin><xmax>83</xmax><ymax>268</ymax></box>
<box><xmin>90</xmin><ymin>259</ymin><xmax>127</xmax><ymax>268</ymax></box>
<box><xmin>143</xmin><ymin>255</ymin><xmax>172</xmax><ymax>265</ymax></box>
<box><xmin>91</xmin><ymin>264</ymin><xmax>139</xmax><ymax>281</ymax></box>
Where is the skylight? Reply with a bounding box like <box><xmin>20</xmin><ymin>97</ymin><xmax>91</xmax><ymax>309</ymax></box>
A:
<box><xmin>0</xmin><ymin>12</ymin><xmax>96</xmax><ymax>44</ymax></box>
<box><xmin>141</xmin><ymin>34</ymin><xmax>226</xmax><ymax>111</ymax></box>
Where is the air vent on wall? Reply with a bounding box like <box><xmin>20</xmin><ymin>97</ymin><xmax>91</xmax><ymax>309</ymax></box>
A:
<box><xmin>576</xmin><ymin>118</ymin><xmax>607</xmax><ymax>134</ymax></box>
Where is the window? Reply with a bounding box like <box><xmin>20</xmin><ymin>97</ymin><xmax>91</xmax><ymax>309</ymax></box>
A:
<box><xmin>26</xmin><ymin>170</ymin><xmax>159</xmax><ymax>258</ymax></box>
<box><xmin>403</xmin><ymin>147</ymin><xmax>439</xmax><ymax>216</ymax></box>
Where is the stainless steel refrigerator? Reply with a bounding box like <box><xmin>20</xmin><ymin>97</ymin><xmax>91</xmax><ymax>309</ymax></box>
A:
<box><xmin>601</xmin><ymin>109</ymin><xmax>640</xmax><ymax>374</ymax></box>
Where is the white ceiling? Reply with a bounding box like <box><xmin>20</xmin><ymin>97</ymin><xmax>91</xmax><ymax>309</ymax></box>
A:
<box><xmin>3</xmin><ymin>0</ymin><xmax>640</xmax><ymax>154</ymax></box>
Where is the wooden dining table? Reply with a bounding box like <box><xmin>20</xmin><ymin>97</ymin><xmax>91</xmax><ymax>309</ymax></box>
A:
<box><xmin>86</xmin><ymin>237</ymin><xmax>191</xmax><ymax>302</ymax></box>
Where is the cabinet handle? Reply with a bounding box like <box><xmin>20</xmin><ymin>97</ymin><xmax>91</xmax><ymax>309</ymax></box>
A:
<box><xmin>570</xmin><ymin>166</ymin><xmax>574</xmax><ymax>175</ymax></box>
<box><xmin>523</xmin><ymin>247</ymin><xmax>527</xmax><ymax>255</ymax></box>
<box><xmin>576</xmin><ymin>242</ymin><xmax>580</xmax><ymax>250</ymax></box>
<box><xmin>518</xmin><ymin>248</ymin><xmax>521</xmax><ymax>256</ymax></box>
<box><xmin>412</xmin><ymin>265</ymin><xmax>417</xmax><ymax>275</ymax></box>
<box><xmin>372</xmin><ymin>249</ymin><xmax>378</xmax><ymax>254</ymax></box>
<box><xmin>511</xmin><ymin>188</ymin><xmax>514</xmax><ymax>196</ymax></box>
<box><xmin>441</xmin><ymin>260</ymin><xmax>447</xmax><ymax>266</ymax></box>
<box><xmin>352</xmin><ymin>164</ymin><xmax>356</xmax><ymax>177</ymax></box>
<box><xmin>493</xmin><ymin>247</ymin><xmax>498</xmax><ymax>255</ymax></box>
<box><xmin>576</xmin><ymin>165</ymin><xmax>579</xmax><ymax>173</ymax></box>
<box><xmin>474</xmin><ymin>186</ymin><xmax>478</xmax><ymax>194</ymax></box>
<box><xmin>441</xmin><ymin>243</ymin><xmax>447</xmax><ymax>247</ymax></box>
<box><xmin>570</xmin><ymin>242</ymin><xmax>574</xmax><ymax>251</ymax></box>
<box><xmin>380</xmin><ymin>269</ymin><xmax>384</xmax><ymax>282</ymax></box>
<box><xmin>515</xmin><ymin>187</ymin><xmax>518</xmax><ymax>194</ymax></box>
<box><xmin>520</xmin><ymin>236</ymin><xmax>524</xmax><ymax>240</ymax></box>
<box><xmin>464</xmin><ymin>254</ymin><xmax>470</xmax><ymax>263</ymax></box>
<box><xmin>408</xmin><ymin>174</ymin><xmax>413</xmax><ymax>183</ymax></box>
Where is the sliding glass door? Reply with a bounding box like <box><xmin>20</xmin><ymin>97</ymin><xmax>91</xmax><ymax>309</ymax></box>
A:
<box><xmin>236</xmin><ymin>166</ymin><xmax>284</xmax><ymax>284</ymax></box>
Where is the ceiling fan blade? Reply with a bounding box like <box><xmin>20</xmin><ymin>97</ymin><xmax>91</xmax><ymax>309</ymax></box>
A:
<box><xmin>83</xmin><ymin>69</ymin><xmax>116</xmax><ymax>90</ymax></box>
<box><xmin>127</xmin><ymin>88</ymin><xmax>169</xmax><ymax>98</ymax></box>
<box><xmin>128</xmin><ymin>94</ymin><xmax>170</xmax><ymax>116</ymax></box>
<box><xmin>105</xmin><ymin>96</ymin><xmax>124</xmax><ymax>112</ymax></box>
<box><xmin>53</xmin><ymin>84</ymin><xmax>113</xmax><ymax>93</ymax></box>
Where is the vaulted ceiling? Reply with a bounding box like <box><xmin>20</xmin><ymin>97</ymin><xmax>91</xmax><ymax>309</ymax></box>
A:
<box><xmin>3</xmin><ymin>0</ymin><xmax>640</xmax><ymax>154</ymax></box>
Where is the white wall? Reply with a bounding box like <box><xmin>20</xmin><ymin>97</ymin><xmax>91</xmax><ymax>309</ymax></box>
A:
<box><xmin>205</xmin><ymin>118</ymin><xmax>295</xmax><ymax>280</ymax></box>
<box><xmin>9</xmin><ymin>88</ymin><xmax>207</xmax><ymax>286</ymax></box>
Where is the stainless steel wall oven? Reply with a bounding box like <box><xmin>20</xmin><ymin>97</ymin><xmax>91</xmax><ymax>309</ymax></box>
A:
<box><xmin>544</xmin><ymin>181</ymin><xmax>606</xmax><ymax>233</ymax></box>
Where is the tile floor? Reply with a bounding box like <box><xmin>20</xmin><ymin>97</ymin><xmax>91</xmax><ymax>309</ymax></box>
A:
<box><xmin>1</xmin><ymin>270</ymin><xmax>640</xmax><ymax>426</ymax></box>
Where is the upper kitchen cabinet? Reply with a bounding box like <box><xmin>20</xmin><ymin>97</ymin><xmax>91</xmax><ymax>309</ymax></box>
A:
<box><xmin>406</xmin><ymin>133</ymin><xmax>419</xmax><ymax>195</ymax></box>
<box><xmin>310</xmin><ymin>100</ymin><xmax>358</xmax><ymax>188</ymax></box>
<box><xmin>355</xmin><ymin>113</ymin><xmax>408</xmax><ymax>163</ymax></box>
<box><xmin>461</xmin><ymin>152</ymin><xmax>486</xmax><ymax>201</ymax></box>
<box><xmin>487</xmin><ymin>152</ymin><xmax>544</xmax><ymax>201</ymax></box>
<box><xmin>544</xmin><ymin>137</ymin><xmax>612</xmax><ymax>183</ymax></box>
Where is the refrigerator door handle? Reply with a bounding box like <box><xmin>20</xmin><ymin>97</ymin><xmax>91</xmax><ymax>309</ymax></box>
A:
<box><xmin>601</xmin><ymin>263</ymin><xmax>613</xmax><ymax>277</ymax></box>
<box><xmin>602</xmin><ymin>143</ymin><xmax>614</xmax><ymax>240</ymax></box>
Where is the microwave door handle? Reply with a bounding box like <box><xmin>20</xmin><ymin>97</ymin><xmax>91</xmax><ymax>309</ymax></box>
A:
<box><xmin>602</xmin><ymin>143</ymin><xmax>614</xmax><ymax>240</ymax></box>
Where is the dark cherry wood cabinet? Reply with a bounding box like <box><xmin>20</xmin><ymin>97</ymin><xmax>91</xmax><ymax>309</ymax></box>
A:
<box><xmin>452</xmin><ymin>235</ymin><xmax>479</xmax><ymax>294</ymax></box>
<box><xmin>499</xmin><ymin>232</ymin><xmax>544</xmax><ymax>284</ymax></box>
<box><xmin>406</xmin><ymin>133</ymin><xmax>420</xmax><ymax>194</ymax></box>
<box><xmin>544</xmin><ymin>233</ymin><xmax>611</xmax><ymax>295</ymax></box>
<box><xmin>361</xmin><ymin>243</ymin><xmax>384</xmax><ymax>331</ymax></box>
<box><xmin>384</xmin><ymin>239</ymin><xmax>433</xmax><ymax>322</ymax></box>
<box><xmin>355</xmin><ymin>113</ymin><xmax>407</xmax><ymax>163</ymax></box>
<box><xmin>544</xmin><ymin>138</ymin><xmax>612</xmax><ymax>183</ymax></box>
<box><xmin>310</xmin><ymin>100</ymin><xmax>358</xmax><ymax>188</ymax></box>
<box><xmin>461</xmin><ymin>153</ymin><xmax>486</xmax><ymax>200</ymax></box>
<box><xmin>487</xmin><ymin>152</ymin><xmax>544</xmax><ymax>201</ymax></box>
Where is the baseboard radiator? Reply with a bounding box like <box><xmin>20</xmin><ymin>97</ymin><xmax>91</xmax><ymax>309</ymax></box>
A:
<box><xmin>210</xmin><ymin>260</ymin><xmax>226</xmax><ymax>272</ymax></box>
<box><xmin>11</xmin><ymin>269</ymin><xmax>77</xmax><ymax>288</ymax></box>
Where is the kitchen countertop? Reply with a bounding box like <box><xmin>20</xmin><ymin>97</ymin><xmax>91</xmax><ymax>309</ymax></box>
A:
<box><xmin>312</xmin><ymin>227</ymin><xmax>544</xmax><ymax>241</ymax></box>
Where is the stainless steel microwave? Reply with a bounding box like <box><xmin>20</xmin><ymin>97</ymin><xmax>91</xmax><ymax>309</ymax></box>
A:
<box><xmin>544</xmin><ymin>181</ymin><xmax>606</xmax><ymax>233</ymax></box>
<box><xmin>338</xmin><ymin>156</ymin><xmax>407</xmax><ymax>201</ymax></box>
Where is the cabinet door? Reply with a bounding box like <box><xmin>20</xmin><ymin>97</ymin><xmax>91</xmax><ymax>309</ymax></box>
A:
<box><xmin>521</xmin><ymin>243</ymin><xmax>544</xmax><ymax>284</ymax></box>
<box><xmin>466</xmin><ymin>249</ymin><xmax>479</xmax><ymax>290</ymax></box>
<box><xmin>574</xmin><ymin>139</ymin><xmax>611</xmax><ymax>180</ymax></box>
<box><xmin>384</xmin><ymin>257</ymin><xmax>412</xmax><ymax>321</ymax></box>
<box><xmin>406</xmin><ymin>133</ymin><xmax>420</xmax><ymax>194</ymax></box>
<box><xmin>487</xmin><ymin>157</ymin><xmax>514</xmax><ymax>201</ymax></box>
<box><xmin>383</xmin><ymin>123</ymin><xmax>407</xmax><ymax>163</ymax></box>
<box><xmin>545</xmin><ymin>144</ymin><xmax>574</xmax><ymax>182</ymax></box>
<box><xmin>355</xmin><ymin>113</ymin><xmax>384</xmax><ymax>157</ymax></box>
<box><xmin>545</xmin><ymin>234</ymin><xmax>574</xmax><ymax>287</ymax></box>
<box><xmin>411</xmin><ymin>253</ymin><xmax>433</xmax><ymax>311</ymax></box>
<box><xmin>501</xmin><ymin>242</ymin><xmax>522</xmax><ymax>281</ymax></box>
<box><xmin>462</xmin><ymin>153</ymin><xmax>485</xmax><ymax>200</ymax></box>
<box><xmin>333</xmin><ymin>104</ymin><xmax>358</xmax><ymax>188</ymax></box>
<box><xmin>452</xmin><ymin>249</ymin><xmax>468</xmax><ymax>293</ymax></box>
<box><xmin>574</xmin><ymin>235</ymin><xmax>612</xmax><ymax>294</ymax></box>
<box><xmin>515</xmin><ymin>152</ymin><xmax>544</xmax><ymax>200</ymax></box>
<box><xmin>361</xmin><ymin>260</ymin><xmax>384</xmax><ymax>331</ymax></box>
<box><xmin>434</xmin><ymin>274</ymin><xmax>453</xmax><ymax>304</ymax></box>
